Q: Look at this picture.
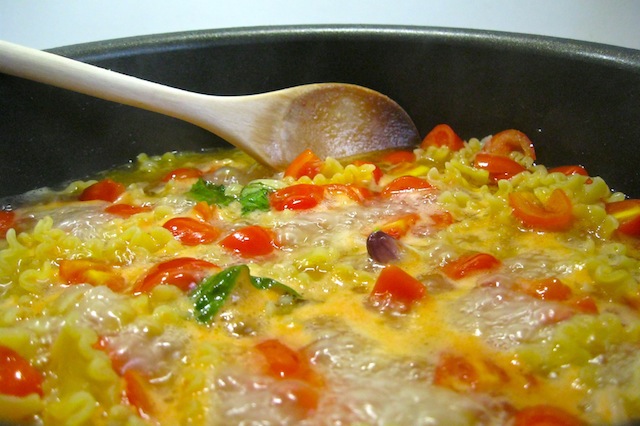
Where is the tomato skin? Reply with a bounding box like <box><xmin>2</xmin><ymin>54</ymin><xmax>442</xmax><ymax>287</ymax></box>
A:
<box><xmin>255</xmin><ymin>339</ymin><xmax>322</xmax><ymax>417</ymax></box>
<box><xmin>370</xmin><ymin>264</ymin><xmax>426</xmax><ymax>307</ymax></box>
<box><xmin>606</xmin><ymin>199</ymin><xmax>640</xmax><ymax>237</ymax></box>
<box><xmin>323</xmin><ymin>184</ymin><xmax>373</xmax><ymax>203</ymax></box>
<box><xmin>0</xmin><ymin>210</ymin><xmax>16</xmax><ymax>238</ymax></box>
<box><xmin>482</xmin><ymin>129</ymin><xmax>536</xmax><ymax>160</ymax></box>
<box><xmin>381</xmin><ymin>175</ymin><xmax>432</xmax><ymax>197</ymax></box>
<box><xmin>442</xmin><ymin>252</ymin><xmax>501</xmax><ymax>279</ymax></box>
<box><xmin>430</xmin><ymin>211</ymin><xmax>454</xmax><ymax>227</ymax></box>
<box><xmin>0</xmin><ymin>345</ymin><xmax>43</xmax><ymax>397</ymax></box>
<box><xmin>161</xmin><ymin>167</ymin><xmax>203</xmax><ymax>182</ymax></box>
<box><xmin>421</xmin><ymin>124</ymin><xmax>464</xmax><ymax>151</ymax></box>
<box><xmin>284</xmin><ymin>149</ymin><xmax>323</xmax><ymax>179</ymax></box>
<box><xmin>134</xmin><ymin>257</ymin><xmax>218</xmax><ymax>293</ymax></box>
<box><xmin>524</xmin><ymin>278</ymin><xmax>572</xmax><ymax>301</ymax></box>
<box><xmin>256</xmin><ymin>339</ymin><xmax>308</xmax><ymax>380</ymax></box>
<box><xmin>548</xmin><ymin>165</ymin><xmax>589</xmax><ymax>176</ymax></box>
<box><xmin>380</xmin><ymin>150</ymin><xmax>416</xmax><ymax>164</ymax></box>
<box><xmin>509</xmin><ymin>189</ymin><xmax>573</xmax><ymax>231</ymax></box>
<box><xmin>104</xmin><ymin>203</ymin><xmax>152</xmax><ymax>218</ymax></box>
<box><xmin>433</xmin><ymin>353</ymin><xmax>479</xmax><ymax>391</ymax></box>
<box><xmin>474</xmin><ymin>153</ymin><xmax>526</xmax><ymax>181</ymax></box>
<box><xmin>79</xmin><ymin>178</ymin><xmax>125</xmax><ymax>202</ymax></box>
<box><xmin>162</xmin><ymin>217</ymin><xmax>220</xmax><ymax>246</ymax></box>
<box><xmin>219</xmin><ymin>225</ymin><xmax>276</xmax><ymax>257</ymax></box>
<box><xmin>59</xmin><ymin>259</ymin><xmax>125</xmax><ymax>292</ymax></box>
<box><xmin>269</xmin><ymin>184</ymin><xmax>325</xmax><ymax>211</ymax></box>
<box><xmin>513</xmin><ymin>404</ymin><xmax>585</xmax><ymax>426</ymax></box>
<box><xmin>572</xmin><ymin>296</ymin><xmax>599</xmax><ymax>314</ymax></box>
<box><xmin>123</xmin><ymin>369</ymin><xmax>155</xmax><ymax>420</ymax></box>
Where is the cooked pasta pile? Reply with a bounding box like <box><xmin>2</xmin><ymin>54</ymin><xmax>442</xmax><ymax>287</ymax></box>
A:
<box><xmin>0</xmin><ymin>126</ymin><xmax>639</xmax><ymax>425</ymax></box>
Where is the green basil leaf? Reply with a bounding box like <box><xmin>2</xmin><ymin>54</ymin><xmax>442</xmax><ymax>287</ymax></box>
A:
<box><xmin>191</xmin><ymin>265</ymin><xmax>249</xmax><ymax>323</ymax></box>
<box><xmin>250</xmin><ymin>276</ymin><xmax>302</xmax><ymax>298</ymax></box>
<box><xmin>188</xmin><ymin>178</ymin><xmax>234</xmax><ymax>206</ymax></box>
<box><xmin>191</xmin><ymin>265</ymin><xmax>301</xmax><ymax>323</ymax></box>
<box><xmin>239</xmin><ymin>182</ymin><xmax>274</xmax><ymax>214</ymax></box>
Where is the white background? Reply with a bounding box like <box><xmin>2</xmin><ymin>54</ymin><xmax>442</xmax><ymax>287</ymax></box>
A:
<box><xmin>1</xmin><ymin>0</ymin><xmax>639</xmax><ymax>51</ymax></box>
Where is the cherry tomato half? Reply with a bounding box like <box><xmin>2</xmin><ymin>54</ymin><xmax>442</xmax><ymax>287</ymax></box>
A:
<box><xmin>369</xmin><ymin>264</ymin><xmax>426</xmax><ymax>307</ymax></box>
<box><xmin>0</xmin><ymin>345</ymin><xmax>43</xmax><ymax>397</ymax></box>
<box><xmin>161</xmin><ymin>167</ymin><xmax>203</xmax><ymax>182</ymax></box>
<box><xmin>134</xmin><ymin>257</ymin><xmax>219</xmax><ymax>293</ymax></box>
<box><xmin>474</xmin><ymin>153</ymin><xmax>526</xmax><ymax>181</ymax></box>
<box><xmin>482</xmin><ymin>129</ymin><xmax>536</xmax><ymax>160</ymax></box>
<box><xmin>162</xmin><ymin>217</ymin><xmax>220</xmax><ymax>246</ymax></box>
<box><xmin>421</xmin><ymin>124</ymin><xmax>464</xmax><ymax>151</ymax></box>
<box><xmin>381</xmin><ymin>176</ymin><xmax>432</xmax><ymax>197</ymax></box>
<box><xmin>104</xmin><ymin>203</ymin><xmax>152</xmax><ymax>218</ymax></box>
<box><xmin>79</xmin><ymin>179</ymin><xmax>125</xmax><ymax>203</ymax></box>
<box><xmin>219</xmin><ymin>225</ymin><xmax>276</xmax><ymax>257</ymax></box>
<box><xmin>606</xmin><ymin>199</ymin><xmax>640</xmax><ymax>238</ymax></box>
<box><xmin>269</xmin><ymin>184</ymin><xmax>325</xmax><ymax>211</ymax></box>
<box><xmin>284</xmin><ymin>149</ymin><xmax>323</xmax><ymax>179</ymax></box>
<box><xmin>509</xmin><ymin>189</ymin><xmax>573</xmax><ymax>232</ymax></box>
<box><xmin>442</xmin><ymin>252</ymin><xmax>501</xmax><ymax>280</ymax></box>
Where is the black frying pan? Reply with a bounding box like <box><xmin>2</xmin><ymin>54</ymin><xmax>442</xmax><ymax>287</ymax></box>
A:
<box><xmin>1</xmin><ymin>25</ymin><xmax>639</xmax><ymax>200</ymax></box>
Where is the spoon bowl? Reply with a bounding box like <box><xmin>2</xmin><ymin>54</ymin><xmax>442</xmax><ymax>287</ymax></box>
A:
<box><xmin>0</xmin><ymin>41</ymin><xmax>419</xmax><ymax>169</ymax></box>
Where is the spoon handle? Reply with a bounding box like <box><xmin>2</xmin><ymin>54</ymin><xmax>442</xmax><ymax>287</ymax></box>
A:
<box><xmin>0</xmin><ymin>40</ymin><xmax>215</xmax><ymax>125</ymax></box>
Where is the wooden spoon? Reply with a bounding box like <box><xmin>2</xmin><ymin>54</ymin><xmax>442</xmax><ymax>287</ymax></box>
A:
<box><xmin>0</xmin><ymin>40</ymin><xmax>420</xmax><ymax>169</ymax></box>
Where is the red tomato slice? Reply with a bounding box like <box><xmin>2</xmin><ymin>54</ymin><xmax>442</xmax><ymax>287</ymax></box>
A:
<box><xmin>523</xmin><ymin>278</ymin><xmax>572</xmax><ymax>301</ymax></box>
<box><xmin>163</xmin><ymin>217</ymin><xmax>220</xmax><ymax>246</ymax></box>
<box><xmin>59</xmin><ymin>259</ymin><xmax>125</xmax><ymax>292</ymax></box>
<box><xmin>509</xmin><ymin>189</ymin><xmax>573</xmax><ymax>231</ymax></box>
<box><xmin>474</xmin><ymin>153</ymin><xmax>526</xmax><ymax>181</ymax></box>
<box><xmin>381</xmin><ymin>175</ymin><xmax>432</xmax><ymax>197</ymax></box>
<box><xmin>513</xmin><ymin>404</ymin><xmax>585</xmax><ymax>426</ymax></box>
<box><xmin>79</xmin><ymin>178</ymin><xmax>125</xmax><ymax>202</ymax></box>
<box><xmin>324</xmin><ymin>184</ymin><xmax>373</xmax><ymax>203</ymax></box>
<box><xmin>606</xmin><ymin>199</ymin><xmax>640</xmax><ymax>237</ymax></box>
<box><xmin>269</xmin><ymin>184</ymin><xmax>325</xmax><ymax>211</ymax></box>
<box><xmin>134</xmin><ymin>257</ymin><xmax>219</xmax><ymax>293</ymax></box>
<box><xmin>548</xmin><ymin>165</ymin><xmax>589</xmax><ymax>176</ymax></box>
<box><xmin>0</xmin><ymin>345</ymin><xmax>43</xmax><ymax>397</ymax></box>
<box><xmin>433</xmin><ymin>353</ymin><xmax>479</xmax><ymax>391</ymax></box>
<box><xmin>352</xmin><ymin>160</ymin><xmax>383</xmax><ymax>184</ymax></box>
<box><xmin>161</xmin><ymin>167</ymin><xmax>203</xmax><ymax>182</ymax></box>
<box><xmin>219</xmin><ymin>225</ymin><xmax>276</xmax><ymax>257</ymax></box>
<box><xmin>380</xmin><ymin>150</ymin><xmax>416</xmax><ymax>164</ymax></box>
<box><xmin>430</xmin><ymin>211</ymin><xmax>454</xmax><ymax>228</ymax></box>
<box><xmin>0</xmin><ymin>210</ymin><xmax>16</xmax><ymax>238</ymax></box>
<box><xmin>284</xmin><ymin>149</ymin><xmax>323</xmax><ymax>179</ymax></box>
<box><xmin>379</xmin><ymin>213</ymin><xmax>420</xmax><ymax>239</ymax></box>
<box><xmin>123</xmin><ymin>369</ymin><xmax>155</xmax><ymax>420</ymax></box>
<box><xmin>442</xmin><ymin>252</ymin><xmax>501</xmax><ymax>279</ymax></box>
<box><xmin>482</xmin><ymin>129</ymin><xmax>536</xmax><ymax>160</ymax></box>
<box><xmin>420</xmin><ymin>124</ymin><xmax>464</xmax><ymax>151</ymax></box>
<box><xmin>105</xmin><ymin>203</ymin><xmax>152</xmax><ymax>218</ymax></box>
<box><xmin>571</xmin><ymin>296</ymin><xmax>599</xmax><ymax>315</ymax></box>
<box><xmin>369</xmin><ymin>264</ymin><xmax>426</xmax><ymax>308</ymax></box>
<box><xmin>255</xmin><ymin>339</ymin><xmax>311</xmax><ymax>381</ymax></box>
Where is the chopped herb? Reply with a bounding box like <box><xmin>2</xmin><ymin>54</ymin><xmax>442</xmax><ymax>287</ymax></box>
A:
<box><xmin>239</xmin><ymin>182</ymin><xmax>275</xmax><ymax>214</ymax></box>
<box><xmin>191</xmin><ymin>265</ymin><xmax>301</xmax><ymax>323</ymax></box>
<box><xmin>188</xmin><ymin>178</ymin><xmax>234</xmax><ymax>206</ymax></box>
